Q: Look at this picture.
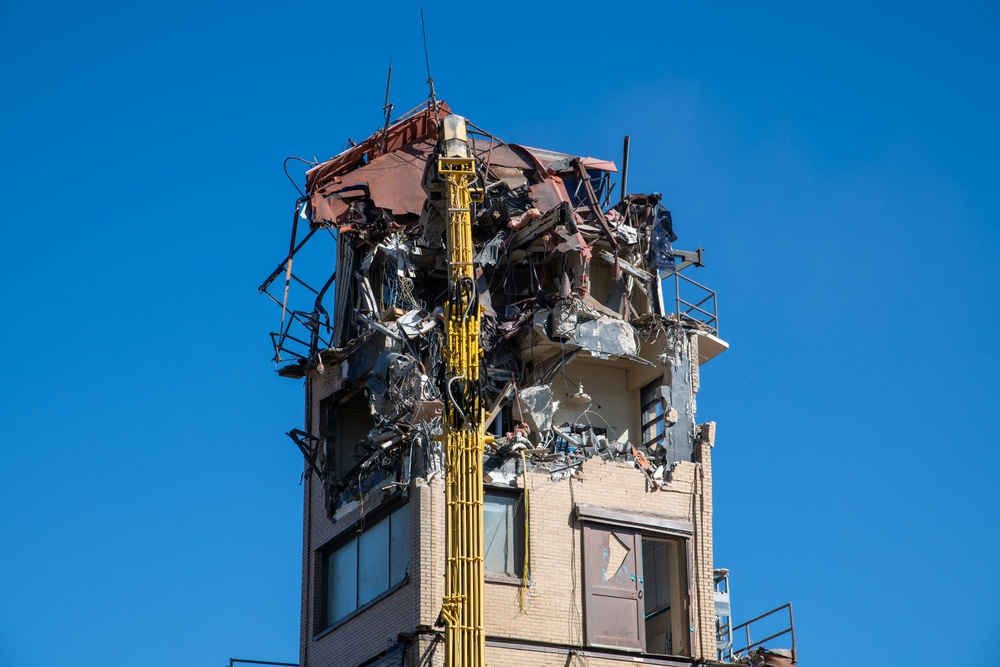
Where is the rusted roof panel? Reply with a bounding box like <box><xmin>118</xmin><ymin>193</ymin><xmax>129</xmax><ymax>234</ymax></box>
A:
<box><xmin>306</xmin><ymin>102</ymin><xmax>450</xmax><ymax>192</ymax></box>
<box><xmin>364</xmin><ymin>140</ymin><xmax>435</xmax><ymax>217</ymax></box>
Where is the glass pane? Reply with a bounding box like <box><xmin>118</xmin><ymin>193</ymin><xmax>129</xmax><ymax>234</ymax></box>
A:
<box><xmin>484</xmin><ymin>494</ymin><xmax>515</xmax><ymax>575</ymax></box>
<box><xmin>512</xmin><ymin>496</ymin><xmax>526</xmax><ymax>578</ymax></box>
<box><xmin>327</xmin><ymin>538</ymin><xmax>357</xmax><ymax>626</ymax></box>
<box><xmin>358</xmin><ymin>517</ymin><xmax>390</xmax><ymax>606</ymax></box>
<box><xmin>642</xmin><ymin>539</ymin><xmax>671</xmax><ymax>616</ymax></box>
<box><xmin>389</xmin><ymin>505</ymin><xmax>410</xmax><ymax>587</ymax></box>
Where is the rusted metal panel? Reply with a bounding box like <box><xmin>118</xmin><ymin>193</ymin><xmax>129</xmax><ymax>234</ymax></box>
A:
<box><xmin>310</xmin><ymin>192</ymin><xmax>355</xmax><ymax>225</ymax></box>
<box><xmin>580</xmin><ymin>156</ymin><xmax>618</xmax><ymax>172</ymax></box>
<box><xmin>306</xmin><ymin>102</ymin><xmax>451</xmax><ymax>189</ymax></box>
<box><xmin>582</xmin><ymin>523</ymin><xmax>645</xmax><ymax>651</ymax></box>
<box><xmin>364</xmin><ymin>140</ymin><xmax>435</xmax><ymax>216</ymax></box>
<box><xmin>528</xmin><ymin>178</ymin><xmax>569</xmax><ymax>213</ymax></box>
<box><xmin>310</xmin><ymin>140</ymin><xmax>434</xmax><ymax>223</ymax></box>
<box><xmin>470</xmin><ymin>141</ymin><xmax>535</xmax><ymax>170</ymax></box>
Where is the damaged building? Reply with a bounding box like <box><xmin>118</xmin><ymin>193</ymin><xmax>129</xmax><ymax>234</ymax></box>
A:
<box><xmin>261</xmin><ymin>101</ymin><xmax>795</xmax><ymax>667</ymax></box>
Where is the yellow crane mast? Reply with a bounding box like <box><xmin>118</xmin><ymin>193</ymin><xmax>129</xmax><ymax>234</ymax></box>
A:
<box><xmin>433</xmin><ymin>114</ymin><xmax>488</xmax><ymax>667</ymax></box>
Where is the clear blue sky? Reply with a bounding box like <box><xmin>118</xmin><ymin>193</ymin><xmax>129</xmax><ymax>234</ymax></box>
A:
<box><xmin>2</xmin><ymin>2</ymin><xmax>998</xmax><ymax>665</ymax></box>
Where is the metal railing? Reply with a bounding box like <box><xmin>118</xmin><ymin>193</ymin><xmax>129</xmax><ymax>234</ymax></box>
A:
<box><xmin>725</xmin><ymin>602</ymin><xmax>796</xmax><ymax>664</ymax></box>
<box><xmin>669</xmin><ymin>270</ymin><xmax>718</xmax><ymax>336</ymax></box>
<box><xmin>227</xmin><ymin>659</ymin><xmax>298</xmax><ymax>667</ymax></box>
<box><xmin>717</xmin><ymin>620</ymin><xmax>733</xmax><ymax>658</ymax></box>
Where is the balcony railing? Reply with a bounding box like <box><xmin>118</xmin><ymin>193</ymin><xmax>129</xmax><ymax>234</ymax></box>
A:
<box><xmin>667</xmin><ymin>270</ymin><xmax>718</xmax><ymax>336</ymax></box>
<box><xmin>723</xmin><ymin>602</ymin><xmax>796</xmax><ymax>664</ymax></box>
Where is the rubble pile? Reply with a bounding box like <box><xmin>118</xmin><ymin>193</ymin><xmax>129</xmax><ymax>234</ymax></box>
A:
<box><xmin>261</xmin><ymin>102</ymin><xmax>719</xmax><ymax>517</ymax></box>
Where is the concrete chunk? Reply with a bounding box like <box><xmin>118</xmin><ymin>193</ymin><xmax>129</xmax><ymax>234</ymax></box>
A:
<box><xmin>516</xmin><ymin>385</ymin><xmax>554</xmax><ymax>434</ymax></box>
<box><xmin>575</xmin><ymin>316</ymin><xmax>638</xmax><ymax>358</ymax></box>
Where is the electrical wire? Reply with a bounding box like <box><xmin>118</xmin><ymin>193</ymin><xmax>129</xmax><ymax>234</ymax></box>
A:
<box><xmin>446</xmin><ymin>375</ymin><xmax>467</xmax><ymax>425</ymax></box>
<box><xmin>283</xmin><ymin>156</ymin><xmax>314</xmax><ymax>196</ymax></box>
<box><xmin>578</xmin><ymin>408</ymin><xmax>620</xmax><ymax>439</ymax></box>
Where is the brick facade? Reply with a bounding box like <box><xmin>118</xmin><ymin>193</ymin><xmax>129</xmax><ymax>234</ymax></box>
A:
<box><xmin>298</xmin><ymin>333</ymin><xmax>720</xmax><ymax>667</ymax></box>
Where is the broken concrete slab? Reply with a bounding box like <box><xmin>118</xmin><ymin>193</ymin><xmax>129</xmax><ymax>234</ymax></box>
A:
<box><xmin>575</xmin><ymin>316</ymin><xmax>639</xmax><ymax>359</ymax></box>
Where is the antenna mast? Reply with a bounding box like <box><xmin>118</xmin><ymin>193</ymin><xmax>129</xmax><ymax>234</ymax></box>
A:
<box><xmin>380</xmin><ymin>55</ymin><xmax>394</xmax><ymax>154</ymax></box>
<box><xmin>421</xmin><ymin>9</ymin><xmax>437</xmax><ymax>108</ymax></box>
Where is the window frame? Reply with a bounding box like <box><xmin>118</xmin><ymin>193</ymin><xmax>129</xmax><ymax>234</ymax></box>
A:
<box><xmin>640</xmin><ymin>377</ymin><xmax>668</xmax><ymax>451</ymax></box>
<box><xmin>317</xmin><ymin>499</ymin><xmax>411</xmax><ymax>635</ymax></box>
<box><xmin>483</xmin><ymin>485</ymin><xmax>528</xmax><ymax>583</ymax></box>
<box><xmin>319</xmin><ymin>391</ymin><xmax>374</xmax><ymax>482</ymax></box>
<box><xmin>576</xmin><ymin>503</ymin><xmax>695</xmax><ymax>656</ymax></box>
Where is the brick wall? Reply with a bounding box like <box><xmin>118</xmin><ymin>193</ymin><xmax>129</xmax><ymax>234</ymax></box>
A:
<box><xmin>479</xmin><ymin>452</ymin><xmax>716</xmax><ymax>660</ymax></box>
<box><xmin>299</xmin><ymin>332</ymin><xmax>719</xmax><ymax>667</ymax></box>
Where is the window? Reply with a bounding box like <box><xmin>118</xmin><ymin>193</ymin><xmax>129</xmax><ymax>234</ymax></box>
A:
<box><xmin>320</xmin><ymin>393</ymin><xmax>375</xmax><ymax>482</ymax></box>
<box><xmin>577</xmin><ymin>504</ymin><xmax>692</xmax><ymax>656</ymax></box>
<box><xmin>321</xmin><ymin>504</ymin><xmax>410</xmax><ymax>629</ymax></box>
<box><xmin>640</xmin><ymin>378</ymin><xmax>668</xmax><ymax>451</ymax></box>
<box><xmin>483</xmin><ymin>487</ymin><xmax>526</xmax><ymax>579</ymax></box>
<box><xmin>641</xmin><ymin>537</ymin><xmax>690</xmax><ymax>656</ymax></box>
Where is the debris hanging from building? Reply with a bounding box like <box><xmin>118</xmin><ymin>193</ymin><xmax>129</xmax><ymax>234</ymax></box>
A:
<box><xmin>261</xmin><ymin>101</ymin><xmax>726</xmax><ymax>518</ymax></box>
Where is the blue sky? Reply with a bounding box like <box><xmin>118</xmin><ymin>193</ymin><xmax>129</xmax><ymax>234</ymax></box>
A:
<box><xmin>2</xmin><ymin>1</ymin><xmax>998</xmax><ymax>665</ymax></box>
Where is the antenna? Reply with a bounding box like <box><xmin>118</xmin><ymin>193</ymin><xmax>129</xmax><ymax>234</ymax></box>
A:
<box><xmin>380</xmin><ymin>55</ymin><xmax>394</xmax><ymax>154</ymax></box>
<box><xmin>620</xmin><ymin>135</ymin><xmax>630</xmax><ymax>201</ymax></box>
<box><xmin>421</xmin><ymin>9</ymin><xmax>437</xmax><ymax>108</ymax></box>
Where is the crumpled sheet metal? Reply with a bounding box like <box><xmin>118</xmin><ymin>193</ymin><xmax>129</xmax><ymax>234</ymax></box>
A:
<box><xmin>311</xmin><ymin>140</ymin><xmax>435</xmax><ymax>225</ymax></box>
<box><xmin>306</xmin><ymin>103</ymin><xmax>450</xmax><ymax>187</ymax></box>
<box><xmin>270</xmin><ymin>101</ymin><xmax>715</xmax><ymax>512</ymax></box>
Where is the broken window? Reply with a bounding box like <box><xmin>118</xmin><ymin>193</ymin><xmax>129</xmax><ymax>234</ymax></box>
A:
<box><xmin>320</xmin><ymin>392</ymin><xmax>375</xmax><ymax>481</ymax></box>
<box><xmin>641</xmin><ymin>378</ymin><xmax>667</xmax><ymax>451</ymax></box>
<box><xmin>268</xmin><ymin>105</ymin><xmax>723</xmax><ymax>514</ymax></box>
<box><xmin>579</xmin><ymin>505</ymin><xmax>692</xmax><ymax>656</ymax></box>
<box><xmin>483</xmin><ymin>487</ymin><xmax>526</xmax><ymax>579</ymax></box>
<box><xmin>320</xmin><ymin>503</ymin><xmax>410</xmax><ymax>630</ymax></box>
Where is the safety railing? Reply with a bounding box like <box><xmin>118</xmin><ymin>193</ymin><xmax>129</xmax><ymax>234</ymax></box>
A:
<box><xmin>725</xmin><ymin>602</ymin><xmax>796</xmax><ymax>664</ymax></box>
<box><xmin>669</xmin><ymin>271</ymin><xmax>718</xmax><ymax>336</ymax></box>
<box><xmin>227</xmin><ymin>659</ymin><xmax>298</xmax><ymax>667</ymax></box>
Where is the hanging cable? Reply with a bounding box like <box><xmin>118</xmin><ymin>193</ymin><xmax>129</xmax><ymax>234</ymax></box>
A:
<box><xmin>283</xmin><ymin>156</ymin><xmax>314</xmax><ymax>196</ymax></box>
<box><xmin>446</xmin><ymin>375</ymin><xmax>468</xmax><ymax>426</ymax></box>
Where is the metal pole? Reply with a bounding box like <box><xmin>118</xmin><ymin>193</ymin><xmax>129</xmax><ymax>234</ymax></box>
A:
<box><xmin>788</xmin><ymin>602</ymin><xmax>797</xmax><ymax>664</ymax></box>
<box><xmin>620</xmin><ymin>135</ymin><xmax>630</xmax><ymax>202</ymax></box>
<box><xmin>674</xmin><ymin>272</ymin><xmax>681</xmax><ymax>322</ymax></box>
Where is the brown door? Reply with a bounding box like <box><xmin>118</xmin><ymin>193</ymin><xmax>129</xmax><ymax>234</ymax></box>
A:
<box><xmin>583</xmin><ymin>523</ymin><xmax>645</xmax><ymax>651</ymax></box>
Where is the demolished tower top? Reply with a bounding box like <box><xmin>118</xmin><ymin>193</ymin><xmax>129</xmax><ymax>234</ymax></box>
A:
<box><xmin>259</xmin><ymin>102</ymin><xmax>790</xmax><ymax>667</ymax></box>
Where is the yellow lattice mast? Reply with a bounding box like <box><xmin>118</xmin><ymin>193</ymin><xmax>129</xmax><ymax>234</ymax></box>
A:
<box><xmin>433</xmin><ymin>114</ymin><xmax>487</xmax><ymax>667</ymax></box>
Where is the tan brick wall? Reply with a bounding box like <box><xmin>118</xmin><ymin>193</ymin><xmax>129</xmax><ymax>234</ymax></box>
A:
<box><xmin>302</xmin><ymin>448</ymin><xmax>715</xmax><ymax>666</ymax></box>
<box><xmin>301</xmin><ymin>475</ymin><xmax>422</xmax><ymax>667</ymax></box>
<box><xmin>485</xmin><ymin>452</ymin><xmax>715</xmax><ymax>660</ymax></box>
<box><xmin>300</xmin><ymin>331</ymin><xmax>718</xmax><ymax>667</ymax></box>
<box><xmin>301</xmin><ymin>370</ymin><xmax>428</xmax><ymax>667</ymax></box>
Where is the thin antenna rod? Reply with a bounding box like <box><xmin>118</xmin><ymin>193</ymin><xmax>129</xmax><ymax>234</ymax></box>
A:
<box><xmin>620</xmin><ymin>135</ymin><xmax>631</xmax><ymax>201</ymax></box>
<box><xmin>380</xmin><ymin>55</ymin><xmax>394</xmax><ymax>154</ymax></box>
<box><xmin>421</xmin><ymin>9</ymin><xmax>437</xmax><ymax>107</ymax></box>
